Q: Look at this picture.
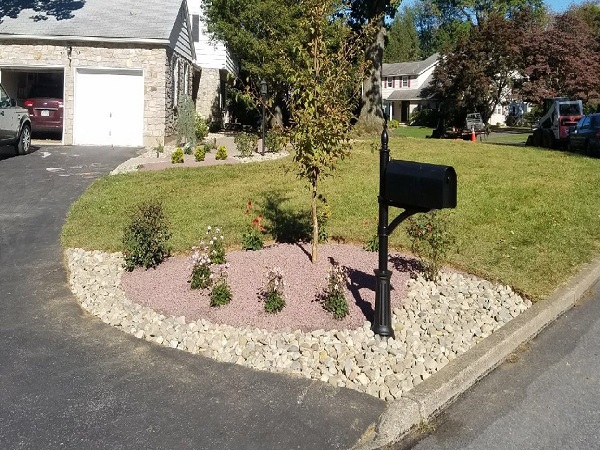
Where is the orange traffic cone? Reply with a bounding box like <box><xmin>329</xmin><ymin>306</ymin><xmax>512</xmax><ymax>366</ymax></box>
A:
<box><xmin>470</xmin><ymin>126</ymin><xmax>476</xmax><ymax>142</ymax></box>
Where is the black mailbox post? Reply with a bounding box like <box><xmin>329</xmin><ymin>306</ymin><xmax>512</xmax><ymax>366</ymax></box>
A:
<box><xmin>373</xmin><ymin>126</ymin><xmax>457</xmax><ymax>338</ymax></box>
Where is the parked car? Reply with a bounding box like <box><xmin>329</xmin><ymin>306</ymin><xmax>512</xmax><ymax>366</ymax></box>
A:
<box><xmin>0</xmin><ymin>83</ymin><xmax>31</xmax><ymax>155</ymax></box>
<box><xmin>24</xmin><ymin>86</ymin><xmax>63</xmax><ymax>134</ymax></box>
<box><xmin>567</xmin><ymin>113</ymin><xmax>600</xmax><ymax>156</ymax></box>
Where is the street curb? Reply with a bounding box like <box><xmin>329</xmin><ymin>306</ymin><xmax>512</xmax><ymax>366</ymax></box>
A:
<box><xmin>352</xmin><ymin>255</ymin><xmax>600</xmax><ymax>449</ymax></box>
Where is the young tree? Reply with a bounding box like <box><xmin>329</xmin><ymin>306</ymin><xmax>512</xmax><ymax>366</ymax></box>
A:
<box><xmin>283</xmin><ymin>0</ymin><xmax>374</xmax><ymax>262</ymax></box>
<box><xmin>384</xmin><ymin>5</ymin><xmax>421</xmax><ymax>63</ymax></box>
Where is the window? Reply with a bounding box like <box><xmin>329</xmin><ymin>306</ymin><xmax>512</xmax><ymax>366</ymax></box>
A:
<box><xmin>192</xmin><ymin>14</ymin><xmax>200</xmax><ymax>42</ymax></box>
<box><xmin>0</xmin><ymin>84</ymin><xmax>9</xmax><ymax>107</ymax></box>
<box><xmin>402</xmin><ymin>76</ymin><xmax>408</xmax><ymax>88</ymax></box>
<box><xmin>173</xmin><ymin>58</ymin><xmax>179</xmax><ymax>107</ymax></box>
<box><xmin>184</xmin><ymin>64</ymin><xmax>189</xmax><ymax>95</ymax></box>
<box><xmin>387</xmin><ymin>77</ymin><xmax>393</xmax><ymax>88</ymax></box>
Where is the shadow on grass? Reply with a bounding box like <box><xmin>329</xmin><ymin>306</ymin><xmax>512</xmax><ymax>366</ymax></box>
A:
<box><xmin>261</xmin><ymin>191</ymin><xmax>311</xmax><ymax>244</ymax></box>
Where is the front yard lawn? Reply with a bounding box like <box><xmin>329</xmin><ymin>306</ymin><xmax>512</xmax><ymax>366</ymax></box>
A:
<box><xmin>62</xmin><ymin>137</ymin><xmax>600</xmax><ymax>300</ymax></box>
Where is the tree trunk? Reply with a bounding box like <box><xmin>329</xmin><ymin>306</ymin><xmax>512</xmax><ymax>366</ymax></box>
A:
<box><xmin>357</xmin><ymin>16</ymin><xmax>386</xmax><ymax>132</ymax></box>
<box><xmin>311</xmin><ymin>178</ymin><xmax>319</xmax><ymax>263</ymax></box>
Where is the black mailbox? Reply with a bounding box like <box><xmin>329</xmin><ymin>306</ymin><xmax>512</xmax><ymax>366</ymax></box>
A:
<box><xmin>384</xmin><ymin>160</ymin><xmax>457</xmax><ymax>210</ymax></box>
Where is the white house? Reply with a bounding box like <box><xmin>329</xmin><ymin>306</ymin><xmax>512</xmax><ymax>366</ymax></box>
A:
<box><xmin>187</xmin><ymin>1</ymin><xmax>237</xmax><ymax>126</ymax></box>
<box><xmin>382</xmin><ymin>53</ymin><xmax>439</xmax><ymax>123</ymax></box>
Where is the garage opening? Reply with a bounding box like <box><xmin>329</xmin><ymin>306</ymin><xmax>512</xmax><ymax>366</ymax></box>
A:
<box><xmin>0</xmin><ymin>67</ymin><xmax>64</xmax><ymax>144</ymax></box>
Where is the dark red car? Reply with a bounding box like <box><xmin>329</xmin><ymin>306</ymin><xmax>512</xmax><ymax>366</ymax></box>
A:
<box><xmin>24</xmin><ymin>86</ymin><xmax>63</xmax><ymax>134</ymax></box>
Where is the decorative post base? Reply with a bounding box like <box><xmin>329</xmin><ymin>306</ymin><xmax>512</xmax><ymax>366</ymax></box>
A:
<box><xmin>372</xmin><ymin>268</ymin><xmax>394</xmax><ymax>338</ymax></box>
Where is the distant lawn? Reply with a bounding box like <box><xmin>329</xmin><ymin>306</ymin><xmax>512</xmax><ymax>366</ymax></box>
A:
<box><xmin>485</xmin><ymin>132</ymin><xmax>531</xmax><ymax>145</ymax></box>
<box><xmin>62</xmin><ymin>138</ymin><xmax>600</xmax><ymax>300</ymax></box>
<box><xmin>392</xmin><ymin>126</ymin><xmax>433</xmax><ymax>139</ymax></box>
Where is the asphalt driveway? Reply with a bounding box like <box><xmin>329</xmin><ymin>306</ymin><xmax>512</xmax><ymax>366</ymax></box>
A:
<box><xmin>0</xmin><ymin>145</ymin><xmax>384</xmax><ymax>449</ymax></box>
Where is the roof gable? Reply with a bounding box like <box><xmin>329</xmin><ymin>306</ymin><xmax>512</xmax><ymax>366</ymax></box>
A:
<box><xmin>383</xmin><ymin>53</ymin><xmax>439</xmax><ymax>77</ymax></box>
<box><xmin>0</xmin><ymin>0</ymin><xmax>187</xmax><ymax>43</ymax></box>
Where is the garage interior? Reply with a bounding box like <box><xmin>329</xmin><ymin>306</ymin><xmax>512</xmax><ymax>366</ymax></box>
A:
<box><xmin>0</xmin><ymin>67</ymin><xmax>64</xmax><ymax>143</ymax></box>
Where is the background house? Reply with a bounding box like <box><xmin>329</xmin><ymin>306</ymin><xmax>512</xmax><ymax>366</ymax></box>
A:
<box><xmin>187</xmin><ymin>0</ymin><xmax>237</xmax><ymax>128</ymax></box>
<box><xmin>0</xmin><ymin>0</ymin><xmax>195</xmax><ymax>147</ymax></box>
<box><xmin>382</xmin><ymin>53</ymin><xmax>439</xmax><ymax>123</ymax></box>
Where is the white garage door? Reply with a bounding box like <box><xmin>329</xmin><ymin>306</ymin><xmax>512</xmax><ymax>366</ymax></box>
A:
<box><xmin>74</xmin><ymin>68</ymin><xmax>144</xmax><ymax>146</ymax></box>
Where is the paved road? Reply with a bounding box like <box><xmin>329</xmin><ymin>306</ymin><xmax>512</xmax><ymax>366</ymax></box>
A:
<box><xmin>0</xmin><ymin>145</ymin><xmax>384</xmax><ymax>449</ymax></box>
<box><xmin>395</xmin><ymin>280</ymin><xmax>600</xmax><ymax>450</ymax></box>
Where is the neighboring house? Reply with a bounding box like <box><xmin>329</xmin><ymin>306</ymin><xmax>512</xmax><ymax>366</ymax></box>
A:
<box><xmin>187</xmin><ymin>0</ymin><xmax>237</xmax><ymax>126</ymax></box>
<box><xmin>382</xmin><ymin>53</ymin><xmax>439</xmax><ymax>123</ymax></box>
<box><xmin>0</xmin><ymin>0</ymin><xmax>196</xmax><ymax>146</ymax></box>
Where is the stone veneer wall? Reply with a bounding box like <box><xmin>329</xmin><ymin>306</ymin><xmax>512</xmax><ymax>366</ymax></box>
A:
<box><xmin>0</xmin><ymin>41</ymin><xmax>170</xmax><ymax>146</ymax></box>
<box><xmin>165</xmin><ymin>48</ymin><xmax>194</xmax><ymax>138</ymax></box>
<box><xmin>195</xmin><ymin>67</ymin><xmax>222</xmax><ymax>125</ymax></box>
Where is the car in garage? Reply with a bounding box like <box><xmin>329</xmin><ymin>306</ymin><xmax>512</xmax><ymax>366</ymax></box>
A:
<box><xmin>568</xmin><ymin>113</ymin><xmax>600</xmax><ymax>156</ymax></box>
<box><xmin>0</xmin><ymin>82</ymin><xmax>32</xmax><ymax>155</ymax></box>
<box><xmin>24</xmin><ymin>85</ymin><xmax>63</xmax><ymax>134</ymax></box>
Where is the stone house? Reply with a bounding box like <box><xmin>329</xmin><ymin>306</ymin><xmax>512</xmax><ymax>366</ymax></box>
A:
<box><xmin>0</xmin><ymin>0</ymin><xmax>196</xmax><ymax>146</ymax></box>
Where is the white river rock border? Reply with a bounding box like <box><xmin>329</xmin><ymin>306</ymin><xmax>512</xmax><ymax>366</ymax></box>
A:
<box><xmin>66</xmin><ymin>248</ymin><xmax>531</xmax><ymax>401</ymax></box>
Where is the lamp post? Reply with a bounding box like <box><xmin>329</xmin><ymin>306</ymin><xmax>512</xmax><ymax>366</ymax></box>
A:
<box><xmin>260</xmin><ymin>79</ymin><xmax>267</xmax><ymax>155</ymax></box>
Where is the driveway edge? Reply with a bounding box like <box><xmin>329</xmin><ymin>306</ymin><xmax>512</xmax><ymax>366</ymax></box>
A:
<box><xmin>352</xmin><ymin>255</ymin><xmax>600</xmax><ymax>449</ymax></box>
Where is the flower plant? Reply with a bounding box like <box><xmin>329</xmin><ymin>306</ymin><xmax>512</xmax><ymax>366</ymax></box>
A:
<box><xmin>241</xmin><ymin>201</ymin><xmax>264</xmax><ymax>251</ymax></box>
<box><xmin>320</xmin><ymin>261</ymin><xmax>349</xmax><ymax>319</ymax></box>
<box><xmin>261</xmin><ymin>267</ymin><xmax>286</xmax><ymax>313</ymax></box>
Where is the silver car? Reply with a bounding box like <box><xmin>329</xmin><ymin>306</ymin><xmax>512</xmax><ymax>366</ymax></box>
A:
<box><xmin>0</xmin><ymin>83</ymin><xmax>31</xmax><ymax>155</ymax></box>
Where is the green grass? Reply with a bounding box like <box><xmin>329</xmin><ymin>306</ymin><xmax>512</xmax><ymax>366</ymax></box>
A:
<box><xmin>61</xmin><ymin>138</ymin><xmax>600</xmax><ymax>300</ymax></box>
<box><xmin>485</xmin><ymin>132</ymin><xmax>531</xmax><ymax>145</ymax></box>
<box><xmin>392</xmin><ymin>126</ymin><xmax>433</xmax><ymax>139</ymax></box>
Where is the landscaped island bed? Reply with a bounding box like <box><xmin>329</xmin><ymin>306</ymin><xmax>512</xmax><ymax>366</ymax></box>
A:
<box><xmin>62</xmin><ymin>137</ymin><xmax>600</xmax><ymax>300</ymax></box>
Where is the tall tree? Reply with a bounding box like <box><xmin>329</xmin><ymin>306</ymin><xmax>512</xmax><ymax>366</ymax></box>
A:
<box><xmin>352</xmin><ymin>0</ymin><xmax>401</xmax><ymax>132</ymax></box>
<box><xmin>427</xmin><ymin>11</ymin><xmax>533</xmax><ymax>125</ymax></box>
<box><xmin>384</xmin><ymin>5</ymin><xmax>421</xmax><ymax>63</ymax></box>
<box><xmin>520</xmin><ymin>10</ymin><xmax>600</xmax><ymax>104</ymax></box>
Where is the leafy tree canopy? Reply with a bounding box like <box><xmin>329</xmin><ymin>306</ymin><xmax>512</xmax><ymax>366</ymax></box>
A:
<box><xmin>384</xmin><ymin>5</ymin><xmax>421</xmax><ymax>63</ymax></box>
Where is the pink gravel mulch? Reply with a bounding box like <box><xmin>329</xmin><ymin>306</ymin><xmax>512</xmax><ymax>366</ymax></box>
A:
<box><xmin>121</xmin><ymin>243</ymin><xmax>419</xmax><ymax>332</ymax></box>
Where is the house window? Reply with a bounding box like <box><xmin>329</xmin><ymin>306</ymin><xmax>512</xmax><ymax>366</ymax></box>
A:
<box><xmin>184</xmin><ymin>64</ymin><xmax>189</xmax><ymax>95</ymax></box>
<box><xmin>387</xmin><ymin>77</ymin><xmax>393</xmax><ymax>88</ymax></box>
<box><xmin>192</xmin><ymin>14</ymin><xmax>200</xmax><ymax>42</ymax></box>
<box><xmin>402</xmin><ymin>76</ymin><xmax>408</xmax><ymax>88</ymax></box>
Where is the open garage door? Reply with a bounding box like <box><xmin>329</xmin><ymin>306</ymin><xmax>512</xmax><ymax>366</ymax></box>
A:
<box><xmin>0</xmin><ymin>67</ymin><xmax>64</xmax><ymax>141</ymax></box>
<box><xmin>73</xmin><ymin>68</ymin><xmax>144</xmax><ymax>147</ymax></box>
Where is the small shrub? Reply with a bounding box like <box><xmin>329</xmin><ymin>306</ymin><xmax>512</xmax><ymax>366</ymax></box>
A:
<box><xmin>264</xmin><ymin>128</ymin><xmax>287</xmax><ymax>153</ymax></box>
<box><xmin>122</xmin><ymin>200</ymin><xmax>171</xmax><ymax>271</ymax></box>
<box><xmin>154</xmin><ymin>141</ymin><xmax>164</xmax><ymax>157</ymax></box>
<box><xmin>234</xmin><ymin>132</ymin><xmax>258</xmax><ymax>158</ymax></box>
<box><xmin>409</xmin><ymin>108</ymin><xmax>439</xmax><ymax>127</ymax></box>
<box><xmin>241</xmin><ymin>201</ymin><xmax>264</xmax><ymax>251</ymax></box>
<box><xmin>203</xmin><ymin>143</ymin><xmax>212</xmax><ymax>154</ymax></box>
<box><xmin>189</xmin><ymin>249</ymin><xmax>211</xmax><ymax>289</ymax></box>
<box><xmin>195</xmin><ymin>115</ymin><xmax>209</xmax><ymax>142</ymax></box>
<box><xmin>388</xmin><ymin>119</ymin><xmax>400</xmax><ymax>129</ymax></box>
<box><xmin>210</xmin><ymin>269</ymin><xmax>232</xmax><ymax>307</ymax></box>
<box><xmin>171</xmin><ymin>147</ymin><xmax>184</xmax><ymax>164</ymax></box>
<box><xmin>215</xmin><ymin>145</ymin><xmax>228</xmax><ymax>160</ymax></box>
<box><xmin>183</xmin><ymin>143</ymin><xmax>193</xmax><ymax>155</ymax></box>
<box><xmin>364</xmin><ymin>233</ymin><xmax>379</xmax><ymax>252</ymax></box>
<box><xmin>194</xmin><ymin>145</ymin><xmax>206</xmax><ymax>162</ymax></box>
<box><xmin>319</xmin><ymin>262</ymin><xmax>349</xmax><ymax>319</ymax></box>
<box><xmin>262</xmin><ymin>267</ymin><xmax>286</xmax><ymax>313</ymax></box>
<box><xmin>405</xmin><ymin>210</ymin><xmax>453</xmax><ymax>281</ymax></box>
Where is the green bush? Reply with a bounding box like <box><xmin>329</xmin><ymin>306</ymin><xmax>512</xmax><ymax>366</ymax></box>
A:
<box><xmin>388</xmin><ymin>119</ymin><xmax>400</xmax><ymax>129</ymax></box>
<box><xmin>171</xmin><ymin>147</ymin><xmax>184</xmax><ymax>164</ymax></box>
<box><xmin>183</xmin><ymin>143</ymin><xmax>193</xmax><ymax>155</ymax></box>
<box><xmin>194</xmin><ymin>145</ymin><xmax>206</xmax><ymax>162</ymax></box>
<box><xmin>265</xmin><ymin>128</ymin><xmax>287</xmax><ymax>153</ymax></box>
<box><xmin>409</xmin><ymin>108</ymin><xmax>439</xmax><ymax>127</ymax></box>
<box><xmin>262</xmin><ymin>267</ymin><xmax>286</xmax><ymax>314</ymax></box>
<box><xmin>195</xmin><ymin>115</ymin><xmax>209</xmax><ymax>142</ymax></box>
<box><xmin>176</xmin><ymin>95</ymin><xmax>197</xmax><ymax>146</ymax></box>
<box><xmin>122</xmin><ymin>200</ymin><xmax>172</xmax><ymax>271</ymax></box>
<box><xmin>203</xmin><ymin>143</ymin><xmax>212</xmax><ymax>154</ymax></box>
<box><xmin>234</xmin><ymin>132</ymin><xmax>258</xmax><ymax>158</ymax></box>
<box><xmin>190</xmin><ymin>262</ymin><xmax>211</xmax><ymax>289</ymax></box>
<box><xmin>210</xmin><ymin>276</ymin><xmax>232</xmax><ymax>307</ymax></box>
<box><xmin>363</xmin><ymin>234</ymin><xmax>379</xmax><ymax>252</ymax></box>
<box><xmin>406</xmin><ymin>210</ymin><xmax>454</xmax><ymax>281</ymax></box>
<box><xmin>320</xmin><ymin>262</ymin><xmax>349</xmax><ymax>319</ymax></box>
<box><xmin>215</xmin><ymin>145</ymin><xmax>228</xmax><ymax>160</ymax></box>
<box><xmin>242</xmin><ymin>228</ymin><xmax>264</xmax><ymax>250</ymax></box>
